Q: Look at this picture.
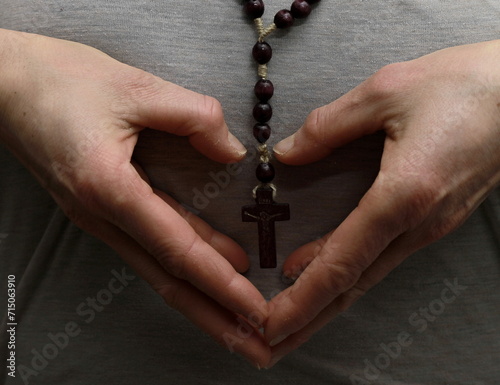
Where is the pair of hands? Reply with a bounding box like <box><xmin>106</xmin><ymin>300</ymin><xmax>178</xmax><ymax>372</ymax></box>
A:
<box><xmin>1</xmin><ymin>29</ymin><xmax>499</xmax><ymax>368</ymax></box>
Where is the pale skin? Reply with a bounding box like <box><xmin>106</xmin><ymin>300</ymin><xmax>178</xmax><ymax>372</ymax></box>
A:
<box><xmin>0</xmin><ymin>29</ymin><xmax>271</xmax><ymax>367</ymax></box>
<box><xmin>1</xmin><ymin>28</ymin><xmax>499</xmax><ymax>369</ymax></box>
<box><xmin>266</xmin><ymin>40</ymin><xmax>500</xmax><ymax>366</ymax></box>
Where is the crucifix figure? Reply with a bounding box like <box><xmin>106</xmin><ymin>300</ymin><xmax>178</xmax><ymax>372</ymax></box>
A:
<box><xmin>242</xmin><ymin>186</ymin><xmax>290</xmax><ymax>268</ymax></box>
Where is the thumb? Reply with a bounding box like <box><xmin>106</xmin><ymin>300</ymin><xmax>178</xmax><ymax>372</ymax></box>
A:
<box><xmin>129</xmin><ymin>74</ymin><xmax>247</xmax><ymax>163</ymax></box>
<box><xmin>273</xmin><ymin>75</ymin><xmax>389</xmax><ymax>165</ymax></box>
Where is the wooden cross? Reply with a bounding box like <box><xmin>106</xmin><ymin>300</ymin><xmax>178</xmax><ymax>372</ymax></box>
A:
<box><xmin>242</xmin><ymin>187</ymin><xmax>290</xmax><ymax>268</ymax></box>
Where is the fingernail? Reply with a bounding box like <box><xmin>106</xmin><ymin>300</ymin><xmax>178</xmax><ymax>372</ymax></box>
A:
<box><xmin>282</xmin><ymin>269</ymin><xmax>302</xmax><ymax>282</ymax></box>
<box><xmin>274</xmin><ymin>134</ymin><xmax>295</xmax><ymax>156</ymax></box>
<box><xmin>228</xmin><ymin>132</ymin><xmax>247</xmax><ymax>156</ymax></box>
<box><xmin>245</xmin><ymin>358</ymin><xmax>262</xmax><ymax>370</ymax></box>
<box><xmin>281</xmin><ymin>272</ymin><xmax>296</xmax><ymax>286</ymax></box>
<box><xmin>269</xmin><ymin>334</ymin><xmax>288</xmax><ymax>347</ymax></box>
<box><xmin>282</xmin><ymin>259</ymin><xmax>312</xmax><ymax>283</ymax></box>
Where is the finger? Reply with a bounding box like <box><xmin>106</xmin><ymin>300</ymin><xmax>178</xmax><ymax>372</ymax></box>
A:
<box><xmin>273</xmin><ymin>65</ymin><xmax>405</xmax><ymax>165</ymax></box>
<box><xmin>89</xmin><ymin>164</ymin><xmax>268</xmax><ymax>326</ymax></box>
<box><xmin>80</xmin><ymin>214</ymin><xmax>271</xmax><ymax>367</ymax></box>
<box><xmin>264</xmin><ymin>175</ymin><xmax>409</xmax><ymax>345</ymax></box>
<box><xmin>132</xmin><ymin>160</ymin><xmax>250</xmax><ymax>273</ymax></box>
<box><xmin>281</xmin><ymin>231</ymin><xmax>334</xmax><ymax>280</ymax></box>
<box><xmin>127</xmin><ymin>74</ymin><xmax>247</xmax><ymax>163</ymax></box>
<box><xmin>131</xmin><ymin>159</ymin><xmax>152</xmax><ymax>183</ymax></box>
<box><xmin>154</xmin><ymin>189</ymin><xmax>250</xmax><ymax>273</ymax></box>
<box><xmin>267</xmin><ymin>232</ymin><xmax>422</xmax><ymax>367</ymax></box>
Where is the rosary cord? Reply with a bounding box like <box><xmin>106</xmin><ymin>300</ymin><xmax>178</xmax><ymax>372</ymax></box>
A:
<box><xmin>246</xmin><ymin>1</ymin><xmax>321</xmax><ymax>195</ymax></box>
<box><xmin>254</xmin><ymin>18</ymin><xmax>277</xmax><ymax>42</ymax></box>
<box><xmin>254</xmin><ymin>17</ymin><xmax>276</xmax><ymax>159</ymax></box>
<box><xmin>251</xmin><ymin>17</ymin><xmax>278</xmax><ymax>191</ymax></box>
<box><xmin>258</xmin><ymin>144</ymin><xmax>271</xmax><ymax>163</ymax></box>
<box><xmin>257</xmin><ymin>64</ymin><xmax>268</xmax><ymax>79</ymax></box>
<box><xmin>254</xmin><ymin>18</ymin><xmax>276</xmax><ymax>79</ymax></box>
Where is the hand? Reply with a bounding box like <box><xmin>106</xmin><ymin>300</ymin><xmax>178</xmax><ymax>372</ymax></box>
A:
<box><xmin>0</xmin><ymin>29</ymin><xmax>270</xmax><ymax>367</ymax></box>
<box><xmin>265</xmin><ymin>40</ymin><xmax>500</xmax><ymax>365</ymax></box>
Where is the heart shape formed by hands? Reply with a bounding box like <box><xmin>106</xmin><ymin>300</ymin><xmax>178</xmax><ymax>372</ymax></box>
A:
<box><xmin>2</xmin><ymin>30</ymin><xmax>499</xmax><ymax>370</ymax></box>
<box><xmin>135</xmin><ymin>41</ymin><xmax>500</xmax><ymax>370</ymax></box>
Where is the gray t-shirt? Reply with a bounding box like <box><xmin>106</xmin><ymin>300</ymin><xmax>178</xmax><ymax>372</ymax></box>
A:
<box><xmin>1</xmin><ymin>1</ymin><xmax>499</xmax><ymax>384</ymax></box>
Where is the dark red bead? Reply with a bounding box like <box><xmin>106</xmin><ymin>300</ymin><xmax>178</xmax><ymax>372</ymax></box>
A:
<box><xmin>253</xmin><ymin>123</ymin><xmax>272</xmax><ymax>143</ymax></box>
<box><xmin>256</xmin><ymin>162</ymin><xmax>275</xmax><ymax>183</ymax></box>
<box><xmin>244</xmin><ymin>0</ymin><xmax>265</xmax><ymax>19</ymax></box>
<box><xmin>252</xmin><ymin>41</ymin><xmax>272</xmax><ymax>64</ymax></box>
<box><xmin>274</xmin><ymin>9</ymin><xmax>294</xmax><ymax>29</ymax></box>
<box><xmin>291</xmin><ymin>0</ymin><xmax>312</xmax><ymax>18</ymax></box>
<box><xmin>254</xmin><ymin>79</ymin><xmax>274</xmax><ymax>102</ymax></box>
<box><xmin>253</xmin><ymin>103</ymin><xmax>273</xmax><ymax>122</ymax></box>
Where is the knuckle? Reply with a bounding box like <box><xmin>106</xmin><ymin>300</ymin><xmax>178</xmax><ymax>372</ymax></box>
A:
<box><xmin>337</xmin><ymin>284</ymin><xmax>368</xmax><ymax>312</ymax></box>
<box><xmin>302</xmin><ymin>107</ymin><xmax>331</xmax><ymax>148</ymax></box>
<box><xmin>366</xmin><ymin>61</ymin><xmax>413</xmax><ymax>99</ymax></box>
<box><xmin>150</xmin><ymin>234</ymin><xmax>200</xmax><ymax>279</ymax></box>
<box><xmin>154</xmin><ymin>281</ymin><xmax>184</xmax><ymax>311</ymax></box>
<box><xmin>152</xmin><ymin>246</ymin><xmax>184</xmax><ymax>278</ymax></box>
<box><xmin>115</xmin><ymin>68</ymin><xmax>161</xmax><ymax>100</ymax></box>
<box><xmin>197</xmin><ymin>95</ymin><xmax>224</xmax><ymax>129</ymax></box>
<box><xmin>426</xmin><ymin>223</ymin><xmax>453</xmax><ymax>244</ymax></box>
<box><xmin>283</xmin><ymin>303</ymin><xmax>318</xmax><ymax>333</ymax></box>
<box><xmin>187</xmin><ymin>213</ymin><xmax>214</xmax><ymax>244</ymax></box>
<box><xmin>426</xmin><ymin>209</ymin><xmax>468</xmax><ymax>244</ymax></box>
<box><xmin>303</xmin><ymin>108</ymin><xmax>321</xmax><ymax>135</ymax></box>
<box><xmin>106</xmin><ymin>65</ymin><xmax>163</xmax><ymax>115</ymax></box>
<box><xmin>108</xmin><ymin>68</ymin><xmax>165</xmax><ymax>119</ymax></box>
<box><xmin>366</xmin><ymin>170</ymin><xmax>444</xmax><ymax>232</ymax></box>
<box><xmin>317</xmin><ymin>256</ymin><xmax>364</xmax><ymax>297</ymax></box>
<box><xmin>402</xmin><ymin>176</ymin><xmax>445</xmax><ymax>229</ymax></box>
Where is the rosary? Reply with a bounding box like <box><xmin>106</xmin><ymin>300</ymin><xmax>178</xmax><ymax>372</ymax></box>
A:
<box><xmin>241</xmin><ymin>0</ymin><xmax>321</xmax><ymax>268</ymax></box>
